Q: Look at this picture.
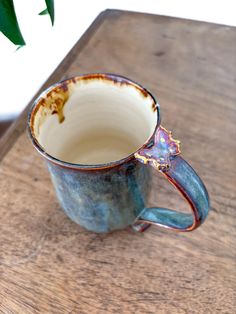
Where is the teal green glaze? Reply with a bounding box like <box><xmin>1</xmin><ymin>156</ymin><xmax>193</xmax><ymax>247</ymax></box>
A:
<box><xmin>28</xmin><ymin>73</ymin><xmax>210</xmax><ymax>234</ymax></box>
<box><xmin>133</xmin><ymin>127</ymin><xmax>210</xmax><ymax>231</ymax></box>
<box><xmin>47</xmin><ymin>159</ymin><xmax>150</xmax><ymax>233</ymax></box>
<box><xmin>136</xmin><ymin>156</ymin><xmax>210</xmax><ymax>231</ymax></box>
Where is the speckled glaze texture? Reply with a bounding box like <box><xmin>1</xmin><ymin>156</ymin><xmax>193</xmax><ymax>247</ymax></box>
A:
<box><xmin>28</xmin><ymin>73</ymin><xmax>210</xmax><ymax>234</ymax></box>
<box><xmin>47</xmin><ymin>159</ymin><xmax>150</xmax><ymax>233</ymax></box>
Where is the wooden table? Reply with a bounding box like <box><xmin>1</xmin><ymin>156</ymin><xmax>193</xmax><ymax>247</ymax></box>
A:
<box><xmin>0</xmin><ymin>10</ymin><xmax>235</xmax><ymax>314</ymax></box>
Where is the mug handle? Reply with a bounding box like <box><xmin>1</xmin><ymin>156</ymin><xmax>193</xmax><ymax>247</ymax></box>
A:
<box><xmin>133</xmin><ymin>126</ymin><xmax>210</xmax><ymax>232</ymax></box>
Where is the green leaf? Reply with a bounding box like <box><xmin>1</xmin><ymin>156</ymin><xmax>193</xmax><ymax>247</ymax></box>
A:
<box><xmin>15</xmin><ymin>45</ymin><xmax>23</xmax><ymax>51</ymax></box>
<box><xmin>45</xmin><ymin>0</ymin><xmax>54</xmax><ymax>25</ymax></box>
<box><xmin>0</xmin><ymin>0</ymin><xmax>25</xmax><ymax>45</ymax></box>
<box><xmin>39</xmin><ymin>8</ymin><xmax>49</xmax><ymax>16</ymax></box>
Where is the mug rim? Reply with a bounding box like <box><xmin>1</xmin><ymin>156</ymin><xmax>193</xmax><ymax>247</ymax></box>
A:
<box><xmin>28</xmin><ymin>73</ymin><xmax>161</xmax><ymax>170</ymax></box>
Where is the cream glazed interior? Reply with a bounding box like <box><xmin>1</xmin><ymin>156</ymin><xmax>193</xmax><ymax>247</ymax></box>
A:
<box><xmin>30</xmin><ymin>75</ymin><xmax>158</xmax><ymax>165</ymax></box>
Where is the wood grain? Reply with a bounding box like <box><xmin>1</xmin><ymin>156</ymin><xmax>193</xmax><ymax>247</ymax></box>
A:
<box><xmin>0</xmin><ymin>10</ymin><xmax>236</xmax><ymax>314</ymax></box>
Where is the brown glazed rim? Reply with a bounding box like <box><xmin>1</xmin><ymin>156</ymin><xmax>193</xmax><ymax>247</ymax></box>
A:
<box><xmin>28</xmin><ymin>73</ymin><xmax>161</xmax><ymax>170</ymax></box>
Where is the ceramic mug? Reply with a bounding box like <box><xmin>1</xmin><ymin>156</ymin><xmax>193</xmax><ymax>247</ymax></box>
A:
<box><xmin>28</xmin><ymin>73</ymin><xmax>210</xmax><ymax>233</ymax></box>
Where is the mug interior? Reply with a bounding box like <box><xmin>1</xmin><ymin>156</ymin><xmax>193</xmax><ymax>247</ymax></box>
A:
<box><xmin>29</xmin><ymin>74</ymin><xmax>158</xmax><ymax>165</ymax></box>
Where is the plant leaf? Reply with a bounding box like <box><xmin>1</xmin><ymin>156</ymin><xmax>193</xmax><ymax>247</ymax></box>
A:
<box><xmin>0</xmin><ymin>0</ymin><xmax>25</xmax><ymax>45</ymax></box>
<box><xmin>15</xmin><ymin>45</ymin><xmax>24</xmax><ymax>51</ymax></box>
<box><xmin>39</xmin><ymin>8</ymin><xmax>49</xmax><ymax>16</ymax></box>
<box><xmin>45</xmin><ymin>0</ymin><xmax>54</xmax><ymax>25</ymax></box>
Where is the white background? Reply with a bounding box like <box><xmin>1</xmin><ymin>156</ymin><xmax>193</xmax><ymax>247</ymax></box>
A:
<box><xmin>0</xmin><ymin>0</ymin><xmax>235</xmax><ymax>119</ymax></box>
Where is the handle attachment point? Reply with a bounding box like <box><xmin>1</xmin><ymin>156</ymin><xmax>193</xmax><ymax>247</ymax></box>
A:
<box><xmin>133</xmin><ymin>126</ymin><xmax>210</xmax><ymax>232</ymax></box>
<box><xmin>135</xmin><ymin>126</ymin><xmax>181</xmax><ymax>172</ymax></box>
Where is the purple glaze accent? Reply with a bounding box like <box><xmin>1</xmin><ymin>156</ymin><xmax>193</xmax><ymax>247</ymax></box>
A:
<box><xmin>28</xmin><ymin>73</ymin><xmax>210</xmax><ymax>234</ymax></box>
<box><xmin>133</xmin><ymin>127</ymin><xmax>210</xmax><ymax>232</ymax></box>
<box><xmin>134</xmin><ymin>126</ymin><xmax>180</xmax><ymax>171</ymax></box>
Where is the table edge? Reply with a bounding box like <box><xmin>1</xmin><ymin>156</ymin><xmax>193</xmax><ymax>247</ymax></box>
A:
<box><xmin>0</xmin><ymin>9</ymin><xmax>112</xmax><ymax>162</ymax></box>
<box><xmin>1</xmin><ymin>9</ymin><xmax>235</xmax><ymax>162</ymax></box>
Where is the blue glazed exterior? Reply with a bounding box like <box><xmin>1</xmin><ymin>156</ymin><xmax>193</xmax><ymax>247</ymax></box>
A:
<box><xmin>28</xmin><ymin>73</ymin><xmax>210</xmax><ymax>234</ymax></box>
<box><xmin>133</xmin><ymin>126</ymin><xmax>210</xmax><ymax>231</ymax></box>
<box><xmin>135</xmin><ymin>155</ymin><xmax>210</xmax><ymax>231</ymax></box>
<box><xmin>47</xmin><ymin>159</ymin><xmax>151</xmax><ymax>233</ymax></box>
